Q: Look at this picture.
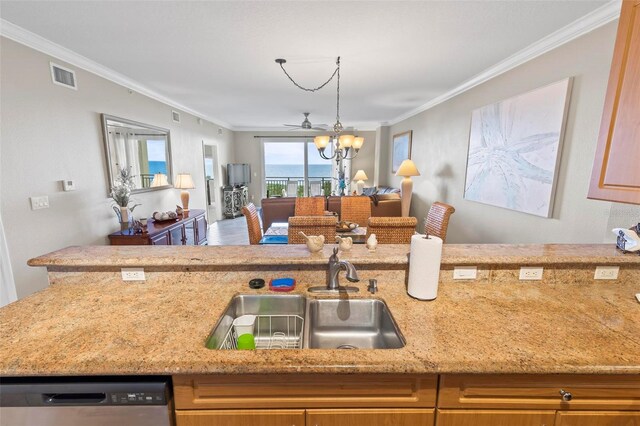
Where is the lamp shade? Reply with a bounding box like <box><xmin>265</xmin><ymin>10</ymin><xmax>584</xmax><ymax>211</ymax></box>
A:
<box><xmin>174</xmin><ymin>173</ymin><xmax>195</xmax><ymax>189</ymax></box>
<box><xmin>314</xmin><ymin>135</ymin><xmax>330</xmax><ymax>149</ymax></box>
<box><xmin>353</xmin><ymin>170</ymin><xmax>368</xmax><ymax>181</ymax></box>
<box><xmin>150</xmin><ymin>173</ymin><xmax>169</xmax><ymax>187</ymax></box>
<box><xmin>395</xmin><ymin>159</ymin><xmax>420</xmax><ymax>177</ymax></box>
<box><xmin>352</xmin><ymin>136</ymin><xmax>364</xmax><ymax>150</ymax></box>
<box><xmin>338</xmin><ymin>134</ymin><xmax>354</xmax><ymax>149</ymax></box>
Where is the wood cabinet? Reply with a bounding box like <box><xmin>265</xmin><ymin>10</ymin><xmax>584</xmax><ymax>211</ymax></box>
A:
<box><xmin>306</xmin><ymin>409</ymin><xmax>434</xmax><ymax>426</ymax></box>
<box><xmin>588</xmin><ymin>0</ymin><xmax>640</xmax><ymax>204</ymax></box>
<box><xmin>175</xmin><ymin>409</ymin><xmax>305</xmax><ymax>426</ymax></box>
<box><xmin>436</xmin><ymin>409</ymin><xmax>556</xmax><ymax>426</ymax></box>
<box><xmin>555</xmin><ymin>411</ymin><xmax>640</xmax><ymax>426</ymax></box>
<box><xmin>108</xmin><ymin>209</ymin><xmax>207</xmax><ymax>246</ymax></box>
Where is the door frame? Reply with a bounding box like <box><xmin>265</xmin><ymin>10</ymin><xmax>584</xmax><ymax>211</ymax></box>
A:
<box><xmin>202</xmin><ymin>141</ymin><xmax>222</xmax><ymax>223</ymax></box>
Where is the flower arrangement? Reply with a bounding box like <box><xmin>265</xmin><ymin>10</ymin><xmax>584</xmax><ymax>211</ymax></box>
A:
<box><xmin>111</xmin><ymin>166</ymin><xmax>140</xmax><ymax>221</ymax></box>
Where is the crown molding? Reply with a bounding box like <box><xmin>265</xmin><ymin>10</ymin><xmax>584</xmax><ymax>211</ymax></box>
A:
<box><xmin>0</xmin><ymin>19</ymin><xmax>233</xmax><ymax>130</ymax></box>
<box><xmin>387</xmin><ymin>0</ymin><xmax>621</xmax><ymax>126</ymax></box>
<box><xmin>232</xmin><ymin>125</ymin><xmax>378</xmax><ymax>133</ymax></box>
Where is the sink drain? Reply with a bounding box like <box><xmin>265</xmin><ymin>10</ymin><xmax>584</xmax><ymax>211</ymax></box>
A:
<box><xmin>336</xmin><ymin>344</ymin><xmax>358</xmax><ymax>349</ymax></box>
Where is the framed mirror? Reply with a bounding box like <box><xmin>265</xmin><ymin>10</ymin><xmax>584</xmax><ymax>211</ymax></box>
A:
<box><xmin>101</xmin><ymin>114</ymin><xmax>173</xmax><ymax>193</ymax></box>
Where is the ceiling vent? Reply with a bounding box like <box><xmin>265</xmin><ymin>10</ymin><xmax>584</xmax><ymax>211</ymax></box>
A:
<box><xmin>50</xmin><ymin>62</ymin><xmax>77</xmax><ymax>90</ymax></box>
<box><xmin>172</xmin><ymin>111</ymin><xmax>181</xmax><ymax>123</ymax></box>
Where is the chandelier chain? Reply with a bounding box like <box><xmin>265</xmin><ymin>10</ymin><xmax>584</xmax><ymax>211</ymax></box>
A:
<box><xmin>278</xmin><ymin>58</ymin><xmax>340</xmax><ymax>92</ymax></box>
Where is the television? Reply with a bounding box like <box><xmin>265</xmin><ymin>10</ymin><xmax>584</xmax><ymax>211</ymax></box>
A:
<box><xmin>227</xmin><ymin>163</ymin><xmax>251</xmax><ymax>186</ymax></box>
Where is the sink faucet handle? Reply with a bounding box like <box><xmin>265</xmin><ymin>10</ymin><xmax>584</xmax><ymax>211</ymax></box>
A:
<box><xmin>330</xmin><ymin>247</ymin><xmax>339</xmax><ymax>262</ymax></box>
<box><xmin>368</xmin><ymin>279</ymin><xmax>378</xmax><ymax>294</ymax></box>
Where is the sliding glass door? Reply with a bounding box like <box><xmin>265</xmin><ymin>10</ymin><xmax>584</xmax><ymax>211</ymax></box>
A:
<box><xmin>263</xmin><ymin>139</ymin><xmax>332</xmax><ymax>197</ymax></box>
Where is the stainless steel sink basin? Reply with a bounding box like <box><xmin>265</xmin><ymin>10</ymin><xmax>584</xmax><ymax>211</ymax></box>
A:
<box><xmin>205</xmin><ymin>294</ymin><xmax>306</xmax><ymax>349</ymax></box>
<box><xmin>304</xmin><ymin>299</ymin><xmax>405</xmax><ymax>349</ymax></box>
<box><xmin>206</xmin><ymin>295</ymin><xmax>405</xmax><ymax>350</ymax></box>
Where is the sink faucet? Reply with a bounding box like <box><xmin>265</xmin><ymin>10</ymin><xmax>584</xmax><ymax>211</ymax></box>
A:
<box><xmin>308</xmin><ymin>248</ymin><xmax>360</xmax><ymax>293</ymax></box>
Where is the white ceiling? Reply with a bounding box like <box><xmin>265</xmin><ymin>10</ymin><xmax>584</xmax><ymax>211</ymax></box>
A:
<box><xmin>0</xmin><ymin>1</ymin><xmax>610</xmax><ymax>130</ymax></box>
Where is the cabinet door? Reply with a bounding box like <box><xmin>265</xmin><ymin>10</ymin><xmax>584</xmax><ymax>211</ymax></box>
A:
<box><xmin>150</xmin><ymin>232</ymin><xmax>170</xmax><ymax>245</ymax></box>
<box><xmin>588</xmin><ymin>0</ymin><xmax>640</xmax><ymax>204</ymax></box>
<box><xmin>184</xmin><ymin>219</ymin><xmax>197</xmax><ymax>245</ymax></box>
<box><xmin>307</xmin><ymin>409</ymin><xmax>434</xmax><ymax>426</ymax></box>
<box><xmin>195</xmin><ymin>215</ymin><xmax>208</xmax><ymax>245</ymax></box>
<box><xmin>169</xmin><ymin>224</ymin><xmax>186</xmax><ymax>245</ymax></box>
<box><xmin>556</xmin><ymin>411</ymin><xmax>640</xmax><ymax>426</ymax></box>
<box><xmin>175</xmin><ymin>409</ymin><xmax>304</xmax><ymax>426</ymax></box>
<box><xmin>436</xmin><ymin>409</ymin><xmax>556</xmax><ymax>426</ymax></box>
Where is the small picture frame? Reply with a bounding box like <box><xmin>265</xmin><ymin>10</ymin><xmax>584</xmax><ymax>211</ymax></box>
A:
<box><xmin>392</xmin><ymin>131</ymin><xmax>412</xmax><ymax>173</ymax></box>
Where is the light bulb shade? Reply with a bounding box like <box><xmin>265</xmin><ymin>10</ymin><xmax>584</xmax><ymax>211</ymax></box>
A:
<box><xmin>353</xmin><ymin>170</ymin><xmax>368</xmax><ymax>181</ymax></box>
<box><xmin>314</xmin><ymin>135</ymin><xmax>330</xmax><ymax>149</ymax></box>
<box><xmin>395</xmin><ymin>159</ymin><xmax>420</xmax><ymax>177</ymax></box>
<box><xmin>174</xmin><ymin>173</ymin><xmax>195</xmax><ymax>189</ymax></box>
<box><xmin>150</xmin><ymin>173</ymin><xmax>169</xmax><ymax>187</ymax></box>
<box><xmin>352</xmin><ymin>136</ymin><xmax>364</xmax><ymax>150</ymax></box>
<box><xmin>338</xmin><ymin>134</ymin><xmax>354</xmax><ymax>148</ymax></box>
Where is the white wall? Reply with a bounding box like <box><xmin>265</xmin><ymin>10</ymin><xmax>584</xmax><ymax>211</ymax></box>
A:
<box><xmin>382</xmin><ymin>22</ymin><xmax>640</xmax><ymax>243</ymax></box>
<box><xmin>233</xmin><ymin>130</ymin><xmax>377</xmax><ymax>206</ymax></box>
<box><xmin>0</xmin><ymin>38</ymin><xmax>235</xmax><ymax>298</ymax></box>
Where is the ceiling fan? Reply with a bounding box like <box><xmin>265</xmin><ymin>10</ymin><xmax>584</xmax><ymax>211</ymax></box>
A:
<box><xmin>283</xmin><ymin>113</ymin><xmax>328</xmax><ymax>131</ymax></box>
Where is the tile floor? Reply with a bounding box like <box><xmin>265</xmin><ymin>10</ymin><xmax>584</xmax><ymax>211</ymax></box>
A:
<box><xmin>207</xmin><ymin>217</ymin><xmax>250</xmax><ymax>245</ymax></box>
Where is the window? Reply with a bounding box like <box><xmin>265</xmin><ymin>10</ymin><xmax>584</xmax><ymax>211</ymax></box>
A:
<box><xmin>263</xmin><ymin>140</ymin><xmax>332</xmax><ymax>197</ymax></box>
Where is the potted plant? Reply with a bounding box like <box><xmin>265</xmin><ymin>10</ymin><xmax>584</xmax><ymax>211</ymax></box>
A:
<box><xmin>110</xmin><ymin>166</ymin><xmax>141</xmax><ymax>224</ymax></box>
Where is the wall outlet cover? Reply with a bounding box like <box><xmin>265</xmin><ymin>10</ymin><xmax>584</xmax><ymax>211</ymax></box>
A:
<box><xmin>121</xmin><ymin>268</ymin><xmax>145</xmax><ymax>281</ymax></box>
<box><xmin>30</xmin><ymin>196</ymin><xmax>50</xmax><ymax>210</ymax></box>
<box><xmin>453</xmin><ymin>266</ymin><xmax>478</xmax><ymax>280</ymax></box>
<box><xmin>594</xmin><ymin>266</ymin><xmax>619</xmax><ymax>280</ymax></box>
<box><xmin>519</xmin><ymin>267</ymin><xmax>543</xmax><ymax>280</ymax></box>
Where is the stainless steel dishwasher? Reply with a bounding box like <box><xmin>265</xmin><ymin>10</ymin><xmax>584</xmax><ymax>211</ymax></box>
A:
<box><xmin>0</xmin><ymin>377</ymin><xmax>172</xmax><ymax>426</ymax></box>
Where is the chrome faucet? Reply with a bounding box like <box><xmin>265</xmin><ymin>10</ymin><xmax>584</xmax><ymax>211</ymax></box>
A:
<box><xmin>308</xmin><ymin>248</ymin><xmax>360</xmax><ymax>293</ymax></box>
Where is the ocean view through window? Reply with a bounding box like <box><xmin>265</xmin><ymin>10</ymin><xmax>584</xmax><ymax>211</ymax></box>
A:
<box><xmin>263</xmin><ymin>140</ymin><xmax>332</xmax><ymax>197</ymax></box>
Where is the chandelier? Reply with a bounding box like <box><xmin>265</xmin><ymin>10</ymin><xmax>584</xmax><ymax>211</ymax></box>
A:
<box><xmin>275</xmin><ymin>56</ymin><xmax>364</xmax><ymax>163</ymax></box>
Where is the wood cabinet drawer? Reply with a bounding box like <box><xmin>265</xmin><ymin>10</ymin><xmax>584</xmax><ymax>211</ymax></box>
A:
<box><xmin>555</xmin><ymin>410</ymin><xmax>640</xmax><ymax>426</ymax></box>
<box><xmin>436</xmin><ymin>409</ymin><xmax>556</xmax><ymax>426</ymax></box>
<box><xmin>307</xmin><ymin>408</ymin><xmax>434</xmax><ymax>426</ymax></box>
<box><xmin>173</xmin><ymin>374</ymin><xmax>437</xmax><ymax>410</ymax></box>
<box><xmin>175</xmin><ymin>409</ymin><xmax>305</xmax><ymax>426</ymax></box>
<box><xmin>439</xmin><ymin>375</ymin><xmax>640</xmax><ymax>410</ymax></box>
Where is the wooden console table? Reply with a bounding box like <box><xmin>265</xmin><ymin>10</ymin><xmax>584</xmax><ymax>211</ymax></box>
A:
<box><xmin>109</xmin><ymin>209</ymin><xmax>207</xmax><ymax>246</ymax></box>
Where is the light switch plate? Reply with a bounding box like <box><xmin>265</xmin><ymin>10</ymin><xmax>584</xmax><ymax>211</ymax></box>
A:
<box><xmin>30</xmin><ymin>196</ymin><xmax>49</xmax><ymax>210</ymax></box>
<box><xmin>519</xmin><ymin>267</ymin><xmax>543</xmax><ymax>280</ymax></box>
<box><xmin>594</xmin><ymin>266</ymin><xmax>619</xmax><ymax>280</ymax></box>
<box><xmin>453</xmin><ymin>266</ymin><xmax>477</xmax><ymax>280</ymax></box>
<box><xmin>62</xmin><ymin>179</ymin><xmax>76</xmax><ymax>191</ymax></box>
<box><xmin>121</xmin><ymin>268</ymin><xmax>145</xmax><ymax>281</ymax></box>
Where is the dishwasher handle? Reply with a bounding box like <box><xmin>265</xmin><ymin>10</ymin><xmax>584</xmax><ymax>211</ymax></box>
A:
<box><xmin>43</xmin><ymin>393</ymin><xmax>107</xmax><ymax>405</ymax></box>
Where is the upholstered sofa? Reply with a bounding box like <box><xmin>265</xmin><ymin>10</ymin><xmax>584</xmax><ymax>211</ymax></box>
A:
<box><xmin>260</xmin><ymin>192</ymin><xmax>402</xmax><ymax>232</ymax></box>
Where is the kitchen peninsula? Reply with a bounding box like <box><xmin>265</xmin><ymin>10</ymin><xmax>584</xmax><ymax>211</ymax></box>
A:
<box><xmin>1</xmin><ymin>244</ymin><xmax>639</xmax><ymax>426</ymax></box>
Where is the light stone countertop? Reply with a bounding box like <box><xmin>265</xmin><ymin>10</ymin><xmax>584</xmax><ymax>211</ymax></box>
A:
<box><xmin>27</xmin><ymin>243</ymin><xmax>640</xmax><ymax>268</ymax></box>
<box><xmin>2</xmin><ymin>243</ymin><xmax>640</xmax><ymax>376</ymax></box>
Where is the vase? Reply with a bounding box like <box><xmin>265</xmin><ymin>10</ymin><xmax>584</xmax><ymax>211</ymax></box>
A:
<box><xmin>120</xmin><ymin>206</ymin><xmax>129</xmax><ymax>224</ymax></box>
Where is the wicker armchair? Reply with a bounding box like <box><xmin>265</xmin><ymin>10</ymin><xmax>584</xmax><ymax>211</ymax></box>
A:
<box><xmin>366</xmin><ymin>217</ymin><xmax>417</xmax><ymax>244</ymax></box>
<box><xmin>425</xmin><ymin>202</ymin><xmax>455</xmax><ymax>242</ymax></box>
<box><xmin>242</xmin><ymin>203</ymin><xmax>263</xmax><ymax>245</ymax></box>
<box><xmin>340</xmin><ymin>196</ymin><xmax>372</xmax><ymax>227</ymax></box>
<box><xmin>294</xmin><ymin>197</ymin><xmax>325</xmax><ymax>216</ymax></box>
<box><xmin>288</xmin><ymin>216</ymin><xmax>337</xmax><ymax>244</ymax></box>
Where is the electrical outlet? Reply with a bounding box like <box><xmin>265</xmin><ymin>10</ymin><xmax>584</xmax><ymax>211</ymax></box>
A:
<box><xmin>453</xmin><ymin>266</ymin><xmax>477</xmax><ymax>280</ymax></box>
<box><xmin>519</xmin><ymin>267</ymin><xmax>543</xmax><ymax>280</ymax></box>
<box><xmin>594</xmin><ymin>266</ymin><xmax>619</xmax><ymax>280</ymax></box>
<box><xmin>30</xmin><ymin>196</ymin><xmax>50</xmax><ymax>210</ymax></box>
<box><xmin>121</xmin><ymin>268</ymin><xmax>145</xmax><ymax>281</ymax></box>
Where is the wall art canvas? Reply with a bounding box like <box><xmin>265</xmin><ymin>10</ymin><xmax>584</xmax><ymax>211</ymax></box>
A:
<box><xmin>392</xmin><ymin>130</ymin><xmax>412</xmax><ymax>173</ymax></box>
<box><xmin>463</xmin><ymin>78</ymin><xmax>572</xmax><ymax>217</ymax></box>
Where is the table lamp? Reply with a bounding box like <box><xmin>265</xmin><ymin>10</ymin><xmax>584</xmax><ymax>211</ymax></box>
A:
<box><xmin>150</xmin><ymin>173</ymin><xmax>168</xmax><ymax>187</ymax></box>
<box><xmin>174</xmin><ymin>173</ymin><xmax>195</xmax><ymax>212</ymax></box>
<box><xmin>395</xmin><ymin>159</ymin><xmax>420</xmax><ymax>217</ymax></box>
<box><xmin>353</xmin><ymin>170</ymin><xmax>368</xmax><ymax>195</ymax></box>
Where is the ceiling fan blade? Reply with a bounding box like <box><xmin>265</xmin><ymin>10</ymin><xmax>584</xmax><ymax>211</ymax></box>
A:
<box><xmin>283</xmin><ymin>124</ymin><xmax>301</xmax><ymax>127</ymax></box>
<box><xmin>311</xmin><ymin>127</ymin><xmax>328</xmax><ymax>131</ymax></box>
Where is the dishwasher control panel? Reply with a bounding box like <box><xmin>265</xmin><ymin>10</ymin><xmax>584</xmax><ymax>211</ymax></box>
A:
<box><xmin>109</xmin><ymin>392</ymin><xmax>166</xmax><ymax>405</ymax></box>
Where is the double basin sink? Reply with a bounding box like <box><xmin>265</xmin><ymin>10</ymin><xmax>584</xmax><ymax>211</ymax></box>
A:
<box><xmin>206</xmin><ymin>294</ymin><xmax>405</xmax><ymax>350</ymax></box>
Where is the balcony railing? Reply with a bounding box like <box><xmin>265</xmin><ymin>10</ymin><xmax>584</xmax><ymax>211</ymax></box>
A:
<box><xmin>266</xmin><ymin>177</ymin><xmax>332</xmax><ymax>198</ymax></box>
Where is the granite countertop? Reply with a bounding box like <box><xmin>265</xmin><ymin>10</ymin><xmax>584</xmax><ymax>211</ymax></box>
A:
<box><xmin>27</xmin><ymin>243</ymin><xmax>640</xmax><ymax>268</ymax></box>
<box><xmin>1</xmin><ymin>262</ymin><xmax>639</xmax><ymax>376</ymax></box>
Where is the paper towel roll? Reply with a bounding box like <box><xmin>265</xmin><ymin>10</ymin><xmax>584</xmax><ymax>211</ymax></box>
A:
<box><xmin>407</xmin><ymin>234</ymin><xmax>443</xmax><ymax>300</ymax></box>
